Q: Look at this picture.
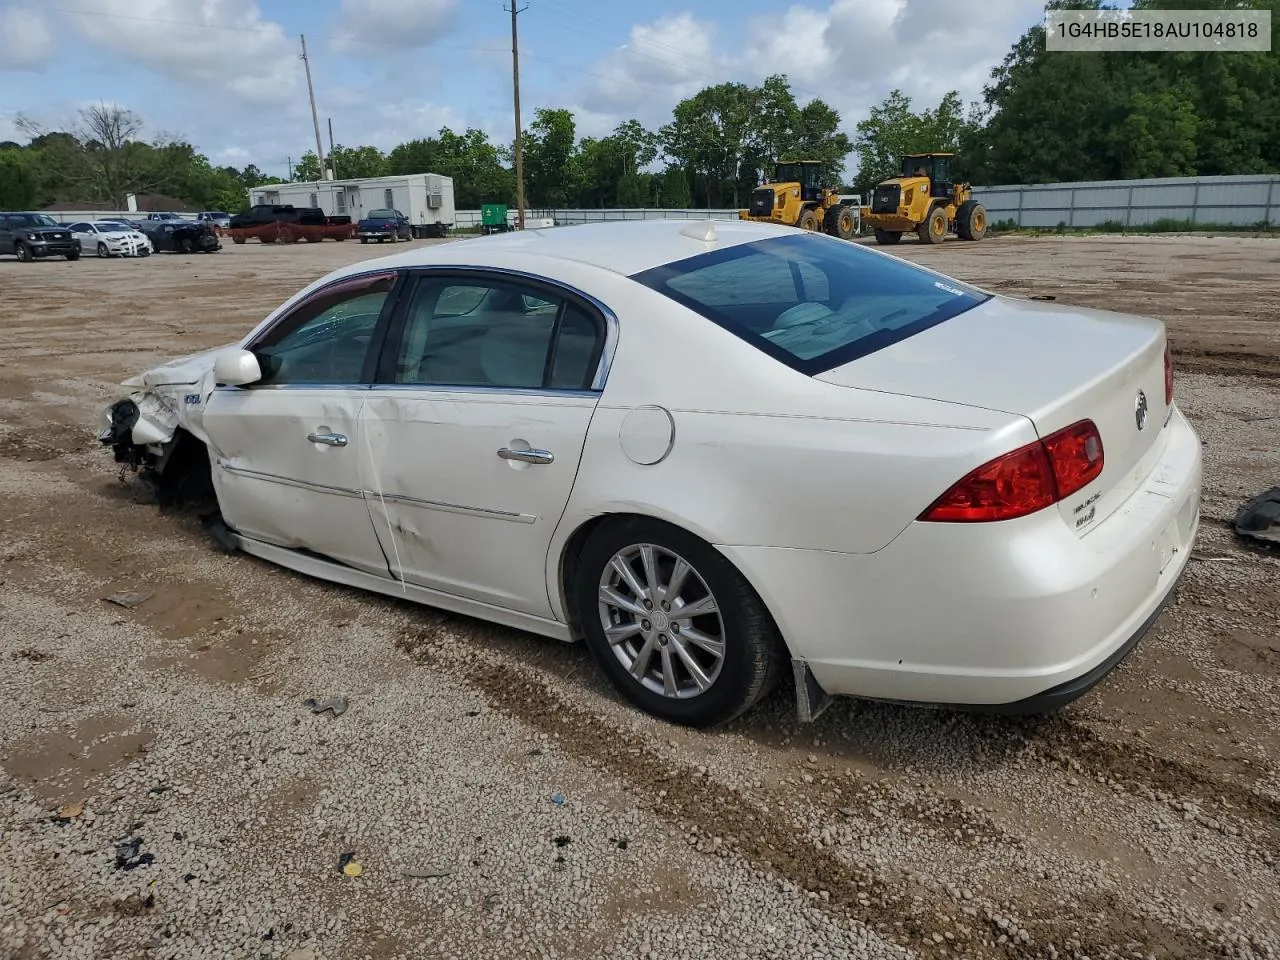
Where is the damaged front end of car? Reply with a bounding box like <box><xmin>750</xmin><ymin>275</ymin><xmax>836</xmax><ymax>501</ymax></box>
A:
<box><xmin>97</xmin><ymin>351</ymin><xmax>222</xmax><ymax>508</ymax></box>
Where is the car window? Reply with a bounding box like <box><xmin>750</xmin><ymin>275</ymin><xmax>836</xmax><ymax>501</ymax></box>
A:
<box><xmin>69</xmin><ymin>222</ymin><xmax>89</xmax><ymax>232</ymax></box>
<box><xmin>631</xmin><ymin>232</ymin><xmax>989</xmax><ymax>374</ymax></box>
<box><xmin>391</xmin><ymin>276</ymin><xmax>603</xmax><ymax>390</ymax></box>
<box><xmin>250</xmin><ymin>272</ymin><xmax>397</xmax><ymax>386</ymax></box>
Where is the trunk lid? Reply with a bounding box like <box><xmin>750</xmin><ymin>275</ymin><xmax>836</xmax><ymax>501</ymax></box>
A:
<box><xmin>814</xmin><ymin>295</ymin><xmax>1171</xmax><ymax>535</ymax></box>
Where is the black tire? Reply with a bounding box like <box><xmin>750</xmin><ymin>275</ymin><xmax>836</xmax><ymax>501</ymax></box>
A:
<box><xmin>179</xmin><ymin>236</ymin><xmax>194</xmax><ymax>254</ymax></box>
<box><xmin>797</xmin><ymin>208</ymin><xmax>819</xmax><ymax>232</ymax></box>
<box><xmin>956</xmin><ymin>200</ymin><xmax>988</xmax><ymax>241</ymax></box>
<box><xmin>97</xmin><ymin>242</ymin><xmax>109</xmax><ymax>258</ymax></box>
<box><xmin>232</xmin><ymin>236</ymin><xmax>246</xmax><ymax>244</ymax></box>
<box><xmin>574</xmin><ymin>517</ymin><xmax>786</xmax><ymax>727</ymax></box>
<box><xmin>14</xmin><ymin>241</ymin><xmax>31</xmax><ymax>262</ymax></box>
<box><xmin>873</xmin><ymin>229</ymin><xmax>902</xmax><ymax>245</ymax></box>
<box><xmin>918</xmin><ymin>205</ymin><xmax>947</xmax><ymax>244</ymax></box>
<box><xmin>66</xmin><ymin>249</ymin><xmax>80</xmax><ymax>261</ymax></box>
<box><xmin>831</xmin><ymin>205</ymin><xmax>856</xmax><ymax>240</ymax></box>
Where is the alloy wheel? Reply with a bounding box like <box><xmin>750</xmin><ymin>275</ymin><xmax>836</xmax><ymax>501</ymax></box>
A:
<box><xmin>597</xmin><ymin>543</ymin><xmax>726</xmax><ymax>699</ymax></box>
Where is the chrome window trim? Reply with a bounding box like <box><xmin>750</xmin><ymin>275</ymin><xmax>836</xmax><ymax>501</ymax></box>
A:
<box><xmin>367</xmin><ymin>384</ymin><xmax>599</xmax><ymax>401</ymax></box>
<box><xmin>397</xmin><ymin>264</ymin><xmax>619</xmax><ymax>392</ymax></box>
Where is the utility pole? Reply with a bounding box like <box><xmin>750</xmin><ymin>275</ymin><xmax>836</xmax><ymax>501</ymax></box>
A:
<box><xmin>286</xmin><ymin>156</ymin><xmax>294</xmax><ymax>180</ymax></box>
<box><xmin>300</xmin><ymin>34</ymin><xmax>327</xmax><ymax>180</ymax></box>
<box><xmin>327</xmin><ymin>117</ymin><xmax>336</xmax><ymax>179</ymax></box>
<box><xmin>506</xmin><ymin>2</ymin><xmax>528</xmax><ymax>230</ymax></box>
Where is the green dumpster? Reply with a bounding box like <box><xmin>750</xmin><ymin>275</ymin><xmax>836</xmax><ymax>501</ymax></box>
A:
<box><xmin>480</xmin><ymin>203</ymin><xmax>510</xmax><ymax>234</ymax></box>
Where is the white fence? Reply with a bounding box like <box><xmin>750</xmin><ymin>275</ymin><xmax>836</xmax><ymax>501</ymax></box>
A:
<box><xmin>41</xmin><ymin>174</ymin><xmax>1280</xmax><ymax>233</ymax></box>
<box><xmin>972</xmin><ymin>174</ymin><xmax>1280</xmax><ymax>229</ymax></box>
<box><xmin>451</xmin><ymin>207</ymin><xmax>742</xmax><ymax>229</ymax></box>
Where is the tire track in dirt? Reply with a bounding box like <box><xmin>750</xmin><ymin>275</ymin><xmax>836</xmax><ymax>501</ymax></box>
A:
<box><xmin>1023</xmin><ymin>716</ymin><xmax>1280</xmax><ymax>851</ymax></box>
<box><xmin>411</xmin><ymin>634</ymin><xmax>1227</xmax><ymax>960</ymax></box>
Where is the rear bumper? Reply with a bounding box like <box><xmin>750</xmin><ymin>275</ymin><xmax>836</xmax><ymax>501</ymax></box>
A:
<box><xmin>719</xmin><ymin>406</ymin><xmax>1203</xmax><ymax>710</ymax></box>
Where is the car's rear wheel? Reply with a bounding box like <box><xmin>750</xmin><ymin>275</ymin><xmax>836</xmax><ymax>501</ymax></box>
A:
<box><xmin>14</xmin><ymin>241</ymin><xmax>31</xmax><ymax>262</ymax></box>
<box><xmin>574</xmin><ymin>517</ymin><xmax>784</xmax><ymax>727</ymax></box>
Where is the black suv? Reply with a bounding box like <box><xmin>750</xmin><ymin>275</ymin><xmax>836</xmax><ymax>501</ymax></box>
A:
<box><xmin>0</xmin><ymin>212</ymin><xmax>81</xmax><ymax>261</ymax></box>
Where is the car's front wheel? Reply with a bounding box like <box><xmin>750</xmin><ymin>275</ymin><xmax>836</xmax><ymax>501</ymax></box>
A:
<box><xmin>574</xmin><ymin>517</ymin><xmax>784</xmax><ymax>727</ymax></box>
<box><xmin>14</xmin><ymin>241</ymin><xmax>31</xmax><ymax>262</ymax></box>
<box><xmin>97</xmin><ymin>242</ymin><xmax>109</xmax><ymax>257</ymax></box>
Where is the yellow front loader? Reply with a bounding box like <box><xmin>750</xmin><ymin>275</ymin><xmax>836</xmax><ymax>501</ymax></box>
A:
<box><xmin>862</xmin><ymin>153</ymin><xmax>987</xmax><ymax>245</ymax></box>
<box><xmin>739</xmin><ymin>160</ymin><xmax>859</xmax><ymax>239</ymax></box>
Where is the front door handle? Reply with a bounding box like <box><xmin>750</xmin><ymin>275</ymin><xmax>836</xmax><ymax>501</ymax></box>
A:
<box><xmin>498</xmin><ymin>446</ymin><xmax>554</xmax><ymax>465</ymax></box>
<box><xmin>308</xmin><ymin>431</ymin><xmax>348</xmax><ymax>447</ymax></box>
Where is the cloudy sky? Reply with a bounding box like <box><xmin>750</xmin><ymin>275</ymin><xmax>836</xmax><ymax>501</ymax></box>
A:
<box><xmin>0</xmin><ymin>0</ymin><xmax>1048</xmax><ymax>179</ymax></box>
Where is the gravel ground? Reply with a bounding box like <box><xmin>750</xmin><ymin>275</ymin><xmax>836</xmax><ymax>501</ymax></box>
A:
<box><xmin>0</xmin><ymin>233</ymin><xmax>1277</xmax><ymax>960</ymax></box>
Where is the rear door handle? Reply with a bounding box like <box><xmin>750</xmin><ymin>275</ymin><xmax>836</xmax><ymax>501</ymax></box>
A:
<box><xmin>308</xmin><ymin>432</ymin><xmax>348</xmax><ymax>447</ymax></box>
<box><xmin>498</xmin><ymin>446</ymin><xmax>554</xmax><ymax>464</ymax></box>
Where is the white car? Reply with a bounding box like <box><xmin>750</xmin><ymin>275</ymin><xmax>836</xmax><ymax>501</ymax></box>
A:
<box><xmin>67</xmin><ymin>220</ymin><xmax>152</xmax><ymax>257</ymax></box>
<box><xmin>97</xmin><ymin>219</ymin><xmax>1202</xmax><ymax>727</ymax></box>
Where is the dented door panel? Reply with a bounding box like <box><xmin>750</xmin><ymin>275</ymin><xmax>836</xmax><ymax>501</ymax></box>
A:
<box><xmin>360</xmin><ymin>389</ymin><xmax>597</xmax><ymax>617</ymax></box>
<box><xmin>203</xmin><ymin>386</ymin><xmax>389</xmax><ymax>577</ymax></box>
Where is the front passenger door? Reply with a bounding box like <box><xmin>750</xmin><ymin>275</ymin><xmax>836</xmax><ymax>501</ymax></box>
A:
<box><xmin>202</xmin><ymin>269</ymin><xmax>402</xmax><ymax>577</ymax></box>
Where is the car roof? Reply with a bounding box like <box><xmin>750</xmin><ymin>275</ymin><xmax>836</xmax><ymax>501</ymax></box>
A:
<box><xmin>346</xmin><ymin>218</ymin><xmax>802</xmax><ymax>279</ymax></box>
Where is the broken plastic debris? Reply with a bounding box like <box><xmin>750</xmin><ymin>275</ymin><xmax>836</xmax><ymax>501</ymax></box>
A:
<box><xmin>337</xmin><ymin>851</ymin><xmax>362</xmax><ymax>876</ymax></box>
<box><xmin>104</xmin><ymin>592</ymin><xmax>153</xmax><ymax>609</ymax></box>
<box><xmin>550</xmin><ymin>791</ymin><xmax>566</xmax><ymax>806</ymax></box>
<box><xmin>303</xmin><ymin>696</ymin><xmax>348</xmax><ymax>717</ymax></box>
<box><xmin>113</xmin><ymin>837</ymin><xmax>154</xmax><ymax>871</ymax></box>
<box><xmin>1234</xmin><ymin>486</ymin><xmax>1280</xmax><ymax>546</ymax></box>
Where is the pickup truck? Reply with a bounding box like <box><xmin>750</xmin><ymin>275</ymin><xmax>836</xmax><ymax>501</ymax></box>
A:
<box><xmin>229</xmin><ymin>205</ymin><xmax>351</xmax><ymax>229</ymax></box>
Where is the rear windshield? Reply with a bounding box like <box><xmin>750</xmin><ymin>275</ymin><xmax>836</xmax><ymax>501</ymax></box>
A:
<box><xmin>630</xmin><ymin>232</ymin><xmax>990</xmax><ymax>374</ymax></box>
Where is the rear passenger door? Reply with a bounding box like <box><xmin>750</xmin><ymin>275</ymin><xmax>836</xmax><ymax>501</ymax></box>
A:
<box><xmin>359</xmin><ymin>269</ymin><xmax>610</xmax><ymax>619</ymax></box>
<box><xmin>0</xmin><ymin>216</ymin><xmax>13</xmax><ymax>255</ymax></box>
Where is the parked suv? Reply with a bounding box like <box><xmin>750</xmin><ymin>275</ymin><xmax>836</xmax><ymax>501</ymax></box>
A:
<box><xmin>0</xmin><ymin>213</ymin><xmax>81</xmax><ymax>261</ymax></box>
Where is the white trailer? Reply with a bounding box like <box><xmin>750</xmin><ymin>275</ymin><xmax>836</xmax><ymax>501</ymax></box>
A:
<box><xmin>249</xmin><ymin>173</ymin><xmax>456</xmax><ymax>237</ymax></box>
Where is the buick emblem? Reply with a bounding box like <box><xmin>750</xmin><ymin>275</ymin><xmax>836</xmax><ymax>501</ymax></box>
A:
<box><xmin>1135</xmin><ymin>389</ymin><xmax>1149</xmax><ymax>431</ymax></box>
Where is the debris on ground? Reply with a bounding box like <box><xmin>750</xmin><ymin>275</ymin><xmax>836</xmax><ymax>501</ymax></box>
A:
<box><xmin>55</xmin><ymin>800</ymin><xmax>85</xmax><ymax>821</ymax></box>
<box><xmin>113</xmin><ymin>836</ymin><xmax>154</xmax><ymax>871</ymax></box>
<box><xmin>550</xmin><ymin>791</ymin><xmax>566</xmax><ymax>806</ymax></box>
<box><xmin>104</xmin><ymin>591</ymin><xmax>153</xmax><ymax>608</ymax></box>
<box><xmin>337</xmin><ymin>852</ymin><xmax>362</xmax><ymax>876</ymax></box>
<box><xmin>401</xmin><ymin>865</ymin><xmax>451</xmax><ymax>879</ymax></box>
<box><xmin>1234</xmin><ymin>486</ymin><xmax>1280</xmax><ymax>545</ymax></box>
<box><xmin>303</xmin><ymin>696</ymin><xmax>348</xmax><ymax>717</ymax></box>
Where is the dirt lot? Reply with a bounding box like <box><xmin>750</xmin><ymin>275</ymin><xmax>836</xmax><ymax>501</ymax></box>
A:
<box><xmin>1</xmin><ymin>233</ymin><xmax>1277</xmax><ymax>960</ymax></box>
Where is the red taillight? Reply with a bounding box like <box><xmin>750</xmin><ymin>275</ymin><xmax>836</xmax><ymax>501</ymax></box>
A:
<box><xmin>1164</xmin><ymin>343</ymin><xmax>1174</xmax><ymax>406</ymax></box>
<box><xmin>919</xmin><ymin>419</ymin><xmax>1104</xmax><ymax>523</ymax></box>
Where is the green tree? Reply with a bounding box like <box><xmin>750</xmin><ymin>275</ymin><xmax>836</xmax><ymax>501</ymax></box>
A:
<box><xmin>662</xmin><ymin>82</ymin><xmax>755</xmax><ymax>206</ymax></box>
<box><xmin>522</xmin><ymin>108</ymin><xmax>578</xmax><ymax>208</ymax></box>
<box><xmin>0</xmin><ymin>151</ymin><xmax>39</xmax><ymax>209</ymax></box>
<box><xmin>852</xmin><ymin>90</ymin><xmax>973</xmax><ymax>193</ymax></box>
<box><xmin>388</xmin><ymin>128</ymin><xmax>512</xmax><ymax>207</ymax></box>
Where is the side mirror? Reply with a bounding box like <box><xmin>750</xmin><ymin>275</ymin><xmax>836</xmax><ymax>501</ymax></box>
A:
<box><xmin>213</xmin><ymin>347</ymin><xmax>262</xmax><ymax>387</ymax></box>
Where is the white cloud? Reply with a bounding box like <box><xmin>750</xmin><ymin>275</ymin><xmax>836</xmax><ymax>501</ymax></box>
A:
<box><xmin>740</xmin><ymin>0</ymin><xmax>1043</xmax><ymax>117</ymax></box>
<box><xmin>54</xmin><ymin>0</ymin><xmax>300</xmax><ymax>106</ymax></box>
<box><xmin>329</xmin><ymin>0</ymin><xmax>459</xmax><ymax>52</ymax></box>
<box><xmin>577</xmin><ymin>13</ymin><xmax>725</xmax><ymax>124</ymax></box>
<box><xmin>0</xmin><ymin>5</ymin><xmax>55</xmax><ymax>70</ymax></box>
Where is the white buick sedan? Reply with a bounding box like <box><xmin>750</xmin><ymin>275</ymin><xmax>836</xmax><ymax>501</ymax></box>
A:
<box><xmin>98</xmin><ymin>219</ymin><xmax>1202</xmax><ymax>727</ymax></box>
